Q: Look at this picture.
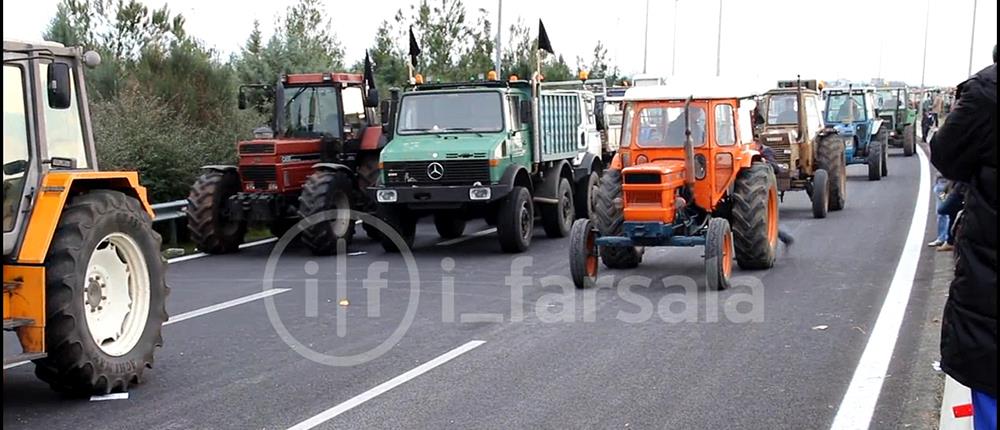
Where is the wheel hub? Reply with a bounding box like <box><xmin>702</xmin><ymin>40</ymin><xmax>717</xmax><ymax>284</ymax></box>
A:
<box><xmin>83</xmin><ymin>233</ymin><xmax>151</xmax><ymax>356</ymax></box>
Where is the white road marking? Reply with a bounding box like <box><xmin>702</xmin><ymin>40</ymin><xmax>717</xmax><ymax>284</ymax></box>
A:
<box><xmin>829</xmin><ymin>148</ymin><xmax>931</xmax><ymax>430</ymax></box>
<box><xmin>3</xmin><ymin>288</ymin><xmax>292</xmax><ymax>370</ymax></box>
<box><xmin>90</xmin><ymin>392</ymin><xmax>129</xmax><ymax>401</ymax></box>
<box><xmin>287</xmin><ymin>340</ymin><xmax>487</xmax><ymax>430</ymax></box>
<box><xmin>166</xmin><ymin>237</ymin><xmax>278</xmax><ymax>264</ymax></box>
<box><xmin>436</xmin><ymin>228</ymin><xmax>497</xmax><ymax>246</ymax></box>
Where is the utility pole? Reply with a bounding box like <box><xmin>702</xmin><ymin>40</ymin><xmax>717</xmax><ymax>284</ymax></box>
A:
<box><xmin>967</xmin><ymin>0</ymin><xmax>977</xmax><ymax>76</ymax></box>
<box><xmin>671</xmin><ymin>0</ymin><xmax>679</xmax><ymax>76</ymax></box>
<box><xmin>643</xmin><ymin>0</ymin><xmax>650</xmax><ymax>74</ymax></box>
<box><xmin>919</xmin><ymin>0</ymin><xmax>930</xmax><ymax>88</ymax></box>
<box><xmin>715</xmin><ymin>0</ymin><xmax>723</xmax><ymax>77</ymax></box>
<box><xmin>495</xmin><ymin>0</ymin><xmax>502</xmax><ymax>73</ymax></box>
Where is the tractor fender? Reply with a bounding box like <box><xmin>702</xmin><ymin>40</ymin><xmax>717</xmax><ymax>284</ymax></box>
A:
<box><xmin>201</xmin><ymin>165</ymin><xmax>237</xmax><ymax>173</ymax></box>
<box><xmin>870</xmin><ymin>119</ymin><xmax>884</xmax><ymax>135</ymax></box>
<box><xmin>536</xmin><ymin>160</ymin><xmax>573</xmax><ymax>201</ymax></box>
<box><xmin>500</xmin><ymin>164</ymin><xmax>533</xmax><ymax>194</ymax></box>
<box><xmin>573</xmin><ymin>152</ymin><xmax>602</xmax><ymax>182</ymax></box>
<box><xmin>359</xmin><ymin>126</ymin><xmax>386</xmax><ymax>151</ymax></box>
<box><xmin>311</xmin><ymin>162</ymin><xmax>353</xmax><ymax>174</ymax></box>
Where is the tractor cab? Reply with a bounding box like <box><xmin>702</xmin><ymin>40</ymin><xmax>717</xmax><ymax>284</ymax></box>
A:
<box><xmin>823</xmin><ymin>87</ymin><xmax>888</xmax><ymax>180</ymax></box>
<box><xmin>875</xmin><ymin>86</ymin><xmax>918</xmax><ymax>156</ymax></box>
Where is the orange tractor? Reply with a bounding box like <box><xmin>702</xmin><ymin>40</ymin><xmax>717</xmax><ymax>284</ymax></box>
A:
<box><xmin>4</xmin><ymin>41</ymin><xmax>167</xmax><ymax>393</ymax></box>
<box><xmin>569</xmin><ymin>82</ymin><xmax>780</xmax><ymax>290</ymax></box>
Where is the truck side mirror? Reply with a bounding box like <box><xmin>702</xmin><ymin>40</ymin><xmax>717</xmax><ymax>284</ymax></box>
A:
<box><xmin>3</xmin><ymin>160</ymin><xmax>28</xmax><ymax>176</ymax></box>
<box><xmin>366</xmin><ymin>88</ymin><xmax>380</xmax><ymax>108</ymax></box>
<box><xmin>47</xmin><ymin>63</ymin><xmax>72</xmax><ymax>109</ymax></box>
<box><xmin>519</xmin><ymin>100</ymin><xmax>532</xmax><ymax>124</ymax></box>
<box><xmin>238</xmin><ymin>89</ymin><xmax>248</xmax><ymax>110</ymax></box>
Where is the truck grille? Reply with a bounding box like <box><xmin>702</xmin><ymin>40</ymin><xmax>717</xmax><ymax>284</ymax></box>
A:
<box><xmin>240</xmin><ymin>143</ymin><xmax>275</xmax><ymax>154</ymax></box>
<box><xmin>383</xmin><ymin>160</ymin><xmax>490</xmax><ymax>186</ymax></box>
<box><xmin>240</xmin><ymin>166</ymin><xmax>277</xmax><ymax>186</ymax></box>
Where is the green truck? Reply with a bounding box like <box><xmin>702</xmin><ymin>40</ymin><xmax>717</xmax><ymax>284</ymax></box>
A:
<box><xmin>373</xmin><ymin>79</ymin><xmax>606</xmax><ymax>253</ymax></box>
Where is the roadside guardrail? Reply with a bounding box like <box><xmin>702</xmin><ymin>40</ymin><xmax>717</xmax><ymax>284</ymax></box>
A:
<box><xmin>152</xmin><ymin>199</ymin><xmax>187</xmax><ymax>245</ymax></box>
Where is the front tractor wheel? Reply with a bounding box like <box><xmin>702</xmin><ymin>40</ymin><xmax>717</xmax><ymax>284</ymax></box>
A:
<box><xmin>730</xmin><ymin>163</ymin><xmax>779</xmax><ymax>270</ymax></box>
<box><xmin>187</xmin><ymin>170</ymin><xmax>246</xmax><ymax>254</ymax></box>
<box><xmin>569</xmin><ymin>218</ymin><xmax>599</xmax><ymax>289</ymax></box>
<box><xmin>903</xmin><ymin>124</ymin><xmax>916</xmax><ymax>157</ymax></box>
<box><xmin>35</xmin><ymin>190</ymin><xmax>168</xmax><ymax>395</ymax></box>
<box><xmin>867</xmin><ymin>136</ymin><xmax>884</xmax><ymax>181</ymax></box>
<box><xmin>594</xmin><ymin>169</ymin><xmax>642</xmax><ymax>268</ymax></box>
<box><xmin>811</xmin><ymin>169</ymin><xmax>830</xmax><ymax>219</ymax></box>
<box><xmin>817</xmin><ymin>136</ymin><xmax>847</xmax><ymax>211</ymax></box>
<box><xmin>298</xmin><ymin>170</ymin><xmax>356</xmax><ymax>255</ymax></box>
<box><xmin>704</xmin><ymin>218</ymin><xmax>734</xmax><ymax>291</ymax></box>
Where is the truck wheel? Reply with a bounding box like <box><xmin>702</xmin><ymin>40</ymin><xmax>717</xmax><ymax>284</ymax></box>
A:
<box><xmin>541</xmin><ymin>177</ymin><xmax>574</xmax><ymax>238</ymax></box>
<box><xmin>378</xmin><ymin>205</ymin><xmax>417</xmax><ymax>253</ymax></box>
<box><xmin>594</xmin><ymin>169</ymin><xmax>642</xmax><ymax>269</ymax></box>
<box><xmin>811</xmin><ymin>169</ymin><xmax>829</xmax><ymax>219</ymax></box>
<box><xmin>902</xmin><ymin>124</ymin><xmax>916</xmax><ymax>157</ymax></box>
<box><xmin>569</xmin><ymin>218</ymin><xmax>599</xmax><ymax>289</ymax></box>
<box><xmin>574</xmin><ymin>171</ymin><xmax>599</xmax><ymax>220</ymax></box>
<box><xmin>298</xmin><ymin>170</ymin><xmax>356</xmax><ymax>255</ymax></box>
<box><xmin>34</xmin><ymin>190</ymin><xmax>168</xmax><ymax>394</ymax></box>
<box><xmin>730</xmin><ymin>163</ymin><xmax>779</xmax><ymax>270</ymax></box>
<box><xmin>704</xmin><ymin>217</ymin><xmax>733</xmax><ymax>291</ymax></box>
<box><xmin>187</xmin><ymin>170</ymin><xmax>245</xmax><ymax>254</ymax></box>
<box><xmin>817</xmin><ymin>136</ymin><xmax>847</xmax><ymax>211</ymax></box>
<box><xmin>867</xmin><ymin>135</ymin><xmax>883</xmax><ymax>181</ymax></box>
<box><xmin>497</xmin><ymin>186</ymin><xmax>534</xmax><ymax>253</ymax></box>
<box><xmin>434</xmin><ymin>214</ymin><xmax>466</xmax><ymax>239</ymax></box>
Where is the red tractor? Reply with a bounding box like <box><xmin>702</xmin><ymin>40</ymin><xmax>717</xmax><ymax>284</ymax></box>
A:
<box><xmin>187</xmin><ymin>71</ymin><xmax>391</xmax><ymax>255</ymax></box>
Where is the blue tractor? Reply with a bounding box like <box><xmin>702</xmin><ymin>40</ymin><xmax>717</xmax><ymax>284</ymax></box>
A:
<box><xmin>823</xmin><ymin>87</ymin><xmax>888</xmax><ymax>181</ymax></box>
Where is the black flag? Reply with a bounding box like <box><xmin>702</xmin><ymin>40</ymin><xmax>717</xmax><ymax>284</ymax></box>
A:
<box><xmin>363</xmin><ymin>51</ymin><xmax>375</xmax><ymax>87</ymax></box>
<box><xmin>408</xmin><ymin>27</ymin><xmax>421</xmax><ymax>67</ymax></box>
<box><xmin>537</xmin><ymin>19</ymin><xmax>553</xmax><ymax>54</ymax></box>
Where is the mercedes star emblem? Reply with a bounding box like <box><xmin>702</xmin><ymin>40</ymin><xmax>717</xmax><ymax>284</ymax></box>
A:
<box><xmin>427</xmin><ymin>162</ymin><xmax>444</xmax><ymax>180</ymax></box>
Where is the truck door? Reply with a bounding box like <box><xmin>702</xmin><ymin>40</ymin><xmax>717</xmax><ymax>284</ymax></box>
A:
<box><xmin>580</xmin><ymin>95</ymin><xmax>601</xmax><ymax>158</ymax></box>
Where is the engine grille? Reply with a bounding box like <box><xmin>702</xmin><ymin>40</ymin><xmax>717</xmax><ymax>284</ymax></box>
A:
<box><xmin>624</xmin><ymin>172</ymin><xmax>661</xmax><ymax>184</ymax></box>
<box><xmin>240</xmin><ymin>143</ymin><xmax>275</xmax><ymax>154</ymax></box>
<box><xmin>240</xmin><ymin>166</ymin><xmax>277</xmax><ymax>186</ymax></box>
<box><xmin>383</xmin><ymin>160</ymin><xmax>490</xmax><ymax>186</ymax></box>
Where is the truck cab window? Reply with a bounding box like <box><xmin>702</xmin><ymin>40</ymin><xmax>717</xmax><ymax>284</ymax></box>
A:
<box><xmin>4</xmin><ymin>66</ymin><xmax>30</xmax><ymax>232</ymax></box>
<box><xmin>39</xmin><ymin>63</ymin><xmax>87</xmax><ymax>168</ymax></box>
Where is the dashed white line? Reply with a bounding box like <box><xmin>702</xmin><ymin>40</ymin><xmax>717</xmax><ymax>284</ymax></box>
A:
<box><xmin>829</xmin><ymin>148</ymin><xmax>931</xmax><ymax>430</ymax></box>
<box><xmin>436</xmin><ymin>228</ymin><xmax>497</xmax><ymax>246</ymax></box>
<box><xmin>166</xmin><ymin>237</ymin><xmax>278</xmax><ymax>264</ymax></box>
<box><xmin>287</xmin><ymin>340</ymin><xmax>487</xmax><ymax>430</ymax></box>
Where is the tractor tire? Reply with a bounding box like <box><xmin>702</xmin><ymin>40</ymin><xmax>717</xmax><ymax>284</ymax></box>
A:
<box><xmin>362</xmin><ymin>223</ymin><xmax>383</xmax><ymax>241</ymax></box>
<box><xmin>704</xmin><ymin>217</ymin><xmax>733</xmax><ymax>291</ymax></box>
<box><xmin>811</xmin><ymin>169</ymin><xmax>830</xmax><ymax>219</ymax></box>
<box><xmin>867</xmin><ymin>140</ymin><xmax>883</xmax><ymax>181</ymax></box>
<box><xmin>817</xmin><ymin>136</ymin><xmax>847</xmax><ymax>211</ymax></box>
<box><xmin>298</xmin><ymin>170</ymin><xmax>356</xmax><ymax>255</ymax></box>
<box><xmin>594</xmin><ymin>169</ymin><xmax>642</xmax><ymax>269</ymax></box>
<box><xmin>569</xmin><ymin>218</ymin><xmax>599</xmax><ymax>289</ymax></box>
<box><xmin>730</xmin><ymin>163</ymin><xmax>779</xmax><ymax>270</ymax></box>
<box><xmin>378</xmin><ymin>205</ymin><xmax>417</xmax><ymax>253</ymax></box>
<box><xmin>268</xmin><ymin>218</ymin><xmax>298</xmax><ymax>239</ymax></box>
<box><xmin>902</xmin><ymin>124</ymin><xmax>916</xmax><ymax>157</ymax></box>
<box><xmin>434</xmin><ymin>214</ymin><xmax>466</xmax><ymax>240</ymax></box>
<box><xmin>34</xmin><ymin>190</ymin><xmax>168</xmax><ymax>395</ymax></box>
<box><xmin>187</xmin><ymin>170</ymin><xmax>246</xmax><ymax>254</ymax></box>
<box><xmin>881</xmin><ymin>141</ymin><xmax>889</xmax><ymax>177</ymax></box>
<box><xmin>497</xmin><ymin>186</ymin><xmax>534</xmax><ymax>253</ymax></box>
<box><xmin>574</xmin><ymin>171</ymin><xmax>599</xmax><ymax>220</ymax></box>
<box><xmin>541</xmin><ymin>177</ymin><xmax>575</xmax><ymax>238</ymax></box>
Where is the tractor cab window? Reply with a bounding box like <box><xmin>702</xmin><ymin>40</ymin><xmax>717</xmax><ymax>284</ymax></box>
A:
<box><xmin>715</xmin><ymin>104</ymin><xmax>736</xmax><ymax>146</ymax></box>
<box><xmin>4</xmin><ymin>66</ymin><xmax>30</xmax><ymax>232</ymax></box>
<box><xmin>397</xmin><ymin>91</ymin><xmax>503</xmax><ymax>134</ymax></box>
<box><xmin>39</xmin><ymin>63</ymin><xmax>88</xmax><ymax>168</ymax></box>
<box><xmin>826</xmin><ymin>93</ymin><xmax>866</xmax><ymax>123</ymax></box>
<box><xmin>766</xmin><ymin>94</ymin><xmax>799</xmax><ymax>126</ymax></box>
<box><xmin>341</xmin><ymin>86</ymin><xmax>366</xmax><ymax>131</ymax></box>
<box><xmin>283</xmin><ymin>85</ymin><xmax>341</xmax><ymax>138</ymax></box>
<box><xmin>876</xmin><ymin>90</ymin><xmax>902</xmax><ymax>110</ymax></box>
<box><xmin>634</xmin><ymin>105</ymin><xmax>706</xmax><ymax>148</ymax></box>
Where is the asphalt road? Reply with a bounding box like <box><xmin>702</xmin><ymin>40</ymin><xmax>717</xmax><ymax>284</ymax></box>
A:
<box><xmin>3</xmin><ymin>147</ymin><xmax>941</xmax><ymax>430</ymax></box>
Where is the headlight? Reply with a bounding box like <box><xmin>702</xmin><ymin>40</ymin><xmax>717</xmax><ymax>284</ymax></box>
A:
<box><xmin>376</xmin><ymin>189</ymin><xmax>398</xmax><ymax>203</ymax></box>
<box><xmin>469</xmin><ymin>187</ymin><xmax>491</xmax><ymax>200</ymax></box>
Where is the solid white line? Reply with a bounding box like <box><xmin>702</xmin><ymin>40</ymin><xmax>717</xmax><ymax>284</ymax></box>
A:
<box><xmin>166</xmin><ymin>237</ymin><xmax>278</xmax><ymax>264</ymax></box>
<box><xmin>287</xmin><ymin>340</ymin><xmax>487</xmax><ymax>430</ymax></box>
<box><xmin>166</xmin><ymin>288</ymin><xmax>291</xmax><ymax>325</ymax></box>
<box><xmin>436</xmin><ymin>228</ymin><xmax>497</xmax><ymax>246</ymax></box>
<box><xmin>3</xmin><ymin>360</ymin><xmax>29</xmax><ymax>370</ymax></box>
<box><xmin>90</xmin><ymin>392</ymin><xmax>129</xmax><ymax>401</ymax></box>
<box><xmin>829</xmin><ymin>148</ymin><xmax>931</xmax><ymax>430</ymax></box>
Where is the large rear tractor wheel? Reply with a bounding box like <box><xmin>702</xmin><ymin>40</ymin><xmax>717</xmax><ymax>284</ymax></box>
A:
<box><xmin>35</xmin><ymin>190</ymin><xmax>168</xmax><ymax>395</ymax></box>
<box><xmin>574</xmin><ymin>171</ymin><xmax>599</xmax><ymax>220</ymax></box>
<box><xmin>541</xmin><ymin>177</ymin><xmax>575</xmax><ymax>238</ymax></box>
<box><xmin>817</xmin><ymin>136</ymin><xmax>847</xmax><ymax>211</ymax></box>
<box><xmin>730</xmin><ymin>163</ymin><xmax>779</xmax><ymax>270</ymax></box>
<box><xmin>594</xmin><ymin>169</ymin><xmax>642</xmax><ymax>269</ymax></box>
<box><xmin>187</xmin><ymin>170</ymin><xmax>246</xmax><ymax>254</ymax></box>
<box><xmin>569</xmin><ymin>218</ymin><xmax>599</xmax><ymax>289</ymax></box>
<box><xmin>811</xmin><ymin>169</ymin><xmax>830</xmax><ymax>219</ymax></box>
<box><xmin>902</xmin><ymin>124</ymin><xmax>916</xmax><ymax>157</ymax></box>
<box><xmin>704</xmin><ymin>217</ymin><xmax>734</xmax><ymax>291</ymax></box>
<box><xmin>298</xmin><ymin>170</ymin><xmax>356</xmax><ymax>255</ymax></box>
<box><xmin>881</xmin><ymin>140</ymin><xmax>889</xmax><ymax>177</ymax></box>
<box><xmin>867</xmin><ymin>135</ymin><xmax>884</xmax><ymax>181</ymax></box>
<box><xmin>434</xmin><ymin>214</ymin><xmax>467</xmax><ymax>240</ymax></box>
<box><xmin>497</xmin><ymin>186</ymin><xmax>534</xmax><ymax>253</ymax></box>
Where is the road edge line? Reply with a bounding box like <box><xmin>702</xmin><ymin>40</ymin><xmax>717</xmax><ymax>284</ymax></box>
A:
<box><xmin>166</xmin><ymin>237</ymin><xmax>278</xmax><ymax>265</ymax></box>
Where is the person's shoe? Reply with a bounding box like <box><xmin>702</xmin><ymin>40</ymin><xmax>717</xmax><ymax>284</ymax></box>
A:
<box><xmin>928</xmin><ymin>239</ymin><xmax>945</xmax><ymax>247</ymax></box>
<box><xmin>937</xmin><ymin>243</ymin><xmax>955</xmax><ymax>252</ymax></box>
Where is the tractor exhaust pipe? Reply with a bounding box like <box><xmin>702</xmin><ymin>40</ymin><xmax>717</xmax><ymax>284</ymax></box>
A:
<box><xmin>796</xmin><ymin>75</ymin><xmax>807</xmax><ymax>143</ymax></box>
<box><xmin>683</xmin><ymin>96</ymin><xmax>696</xmax><ymax>187</ymax></box>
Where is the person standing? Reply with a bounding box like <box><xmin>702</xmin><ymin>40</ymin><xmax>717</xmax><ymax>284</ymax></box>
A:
<box><xmin>930</xmin><ymin>46</ymin><xmax>997</xmax><ymax>430</ymax></box>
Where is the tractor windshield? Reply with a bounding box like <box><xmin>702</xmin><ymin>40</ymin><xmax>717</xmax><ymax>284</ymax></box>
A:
<box><xmin>826</xmin><ymin>93</ymin><xmax>866</xmax><ymax>123</ymax></box>
<box><xmin>397</xmin><ymin>91</ymin><xmax>504</xmax><ymax>134</ymax></box>
<box><xmin>632</xmin><ymin>105</ymin><xmax>707</xmax><ymax>148</ymax></box>
<box><xmin>766</xmin><ymin>94</ymin><xmax>799</xmax><ymax>126</ymax></box>
<box><xmin>282</xmin><ymin>85</ymin><xmax>342</xmax><ymax>138</ymax></box>
<box><xmin>875</xmin><ymin>90</ymin><xmax>903</xmax><ymax>110</ymax></box>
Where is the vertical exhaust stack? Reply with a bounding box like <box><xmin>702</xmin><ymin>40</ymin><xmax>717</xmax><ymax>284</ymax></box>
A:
<box><xmin>796</xmin><ymin>75</ymin><xmax>807</xmax><ymax>143</ymax></box>
<box><xmin>683</xmin><ymin>96</ymin><xmax>696</xmax><ymax>187</ymax></box>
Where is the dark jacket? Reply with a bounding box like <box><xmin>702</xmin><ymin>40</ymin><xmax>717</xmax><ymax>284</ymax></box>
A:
<box><xmin>931</xmin><ymin>63</ymin><xmax>997</xmax><ymax>396</ymax></box>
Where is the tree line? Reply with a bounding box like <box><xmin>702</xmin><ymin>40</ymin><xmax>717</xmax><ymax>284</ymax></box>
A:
<box><xmin>44</xmin><ymin>0</ymin><xmax>626</xmax><ymax>202</ymax></box>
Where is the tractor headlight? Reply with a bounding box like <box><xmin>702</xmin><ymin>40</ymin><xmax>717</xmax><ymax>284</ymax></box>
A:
<box><xmin>376</xmin><ymin>189</ymin><xmax>398</xmax><ymax>203</ymax></box>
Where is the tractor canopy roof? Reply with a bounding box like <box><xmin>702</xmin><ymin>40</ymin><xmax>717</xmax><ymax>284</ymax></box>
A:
<box><xmin>622</xmin><ymin>77</ymin><xmax>757</xmax><ymax>102</ymax></box>
<box><xmin>412</xmin><ymin>79</ymin><xmax>532</xmax><ymax>92</ymax></box>
<box><xmin>282</xmin><ymin>72</ymin><xmax>364</xmax><ymax>86</ymax></box>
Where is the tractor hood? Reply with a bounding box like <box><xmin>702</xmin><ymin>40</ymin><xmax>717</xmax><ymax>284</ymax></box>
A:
<box><xmin>380</xmin><ymin>133</ymin><xmax>506</xmax><ymax>162</ymax></box>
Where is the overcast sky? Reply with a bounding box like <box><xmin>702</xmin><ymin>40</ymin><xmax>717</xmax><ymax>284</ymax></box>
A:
<box><xmin>4</xmin><ymin>0</ymin><xmax>995</xmax><ymax>87</ymax></box>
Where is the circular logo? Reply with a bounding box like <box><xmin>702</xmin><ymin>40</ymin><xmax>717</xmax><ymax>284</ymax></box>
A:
<box><xmin>427</xmin><ymin>162</ymin><xmax>445</xmax><ymax>181</ymax></box>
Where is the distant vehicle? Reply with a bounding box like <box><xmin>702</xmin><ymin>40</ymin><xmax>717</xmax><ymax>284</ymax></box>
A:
<box><xmin>823</xmin><ymin>86</ymin><xmax>888</xmax><ymax>181</ymax></box>
<box><xmin>629</xmin><ymin>74</ymin><xmax>667</xmax><ymax>87</ymax></box>
<box><xmin>874</xmin><ymin>87</ymin><xmax>917</xmax><ymax>156</ymax></box>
